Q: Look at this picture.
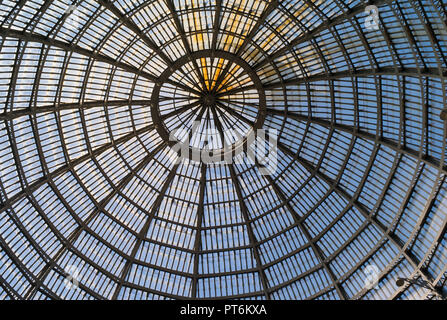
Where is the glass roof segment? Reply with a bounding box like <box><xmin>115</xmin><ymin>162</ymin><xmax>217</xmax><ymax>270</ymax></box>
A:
<box><xmin>0</xmin><ymin>0</ymin><xmax>446</xmax><ymax>300</ymax></box>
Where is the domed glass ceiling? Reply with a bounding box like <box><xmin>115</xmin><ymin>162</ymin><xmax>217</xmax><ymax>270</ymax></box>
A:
<box><xmin>0</xmin><ymin>0</ymin><xmax>446</xmax><ymax>300</ymax></box>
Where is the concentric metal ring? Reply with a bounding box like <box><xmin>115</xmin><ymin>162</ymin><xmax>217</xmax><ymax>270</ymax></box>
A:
<box><xmin>150</xmin><ymin>50</ymin><xmax>266</xmax><ymax>160</ymax></box>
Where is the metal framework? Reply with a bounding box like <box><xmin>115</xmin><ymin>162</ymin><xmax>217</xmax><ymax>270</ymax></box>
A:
<box><xmin>0</xmin><ymin>0</ymin><xmax>446</xmax><ymax>300</ymax></box>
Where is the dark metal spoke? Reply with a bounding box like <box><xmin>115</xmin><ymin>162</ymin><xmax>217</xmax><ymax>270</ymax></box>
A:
<box><xmin>252</xmin><ymin>0</ymin><xmax>390</xmax><ymax>71</ymax></box>
<box><xmin>211</xmin><ymin>0</ymin><xmax>222</xmax><ymax>54</ymax></box>
<box><xmin>0</xmin><ymin>27</ymin><xmax>201</xmax><ymax>95</ymax></box>
<box><xmin>276</xmin><ymin>141</ymin><xmax>443</xmax><ymax>298</ymax></box>
<box><xmin>191</xmin><ymin>163</ymin><xmax>207</xmax><ymax>298</ymax></box>
<box><xmin>164</xmin><ymin>0</ymin><xmax>207</xmax><ymax>91</ymax></box>
<box><xmin>0</xmin><ymin>123</ymin><xmax>157</xmax><ymax>217</ymax></box>
<box><xmin>0</xmin><ymin>99</ymin><xmax>152</xmax><ymax>121</ymax></box>
<box><xmin>266</xmin><ymin>109</ymin><xmax>447</xmax><ymax>175</ymax></box>
<box><xmin>216</xmin><ymin>101</ymin><xmax>255</xmax><ymax>127</ymax></box>
<box><xmin>25</xmin><ymin>142</ymin><xmax>167</xmax><ymax>299</ymax></box>
<box><xmin>96</xmin><ymin>0</ymin><xmax>202</xmax><ymax>92</ymax></box>
<box><xmin>211</xmin><ymin>0</ymin><xmax>279</xmax><ymax>92</ymax></box>
<box><xmin>261</xmin><ymin>172</ymin><xmax>347</xmax><ymax>300</ymax></box>
<box><xmin>209</xmin><ymin>105</ymin><xmax>269</xmax><ymax>298</ymax></box>
<box><xmin>96</xmin><ymin>0</ymin><xmax>173</xmax><ymax>66</ymax></box>
<box><xmin>112</xmin><ymin>160</ymin><xmax>181</xmax><ymax>299</ymax></box>
<box><xmin>160</xmin><ymin>100</ymin><xmax>201</xmax><ymax>120</ymax></box>
<box><xmin>227</xmin><ymin>163</ymin><xmax>271</xmax><ymax>300</ymax></box>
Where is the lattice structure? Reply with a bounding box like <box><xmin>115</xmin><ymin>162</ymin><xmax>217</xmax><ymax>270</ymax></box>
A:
<box><xmin>0</xmin><ymin>0</ymin><xmax>446</xmax><ymax>300</ymax></box>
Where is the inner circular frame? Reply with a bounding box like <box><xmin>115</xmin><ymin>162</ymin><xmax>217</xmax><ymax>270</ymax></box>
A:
<box><xmin>150</xmin><ymin>50</ymin><xmax>267</xmax><ymax>159</ymax></box>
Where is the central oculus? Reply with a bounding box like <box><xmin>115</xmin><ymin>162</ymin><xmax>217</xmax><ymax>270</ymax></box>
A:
<box><xmin>151</xmin><ymin>50</ymin><xmax>267</xmax><ymax>159</ymax></box>
<box><xmin>202</xmin><ymin>94</ymin><xmax>216</xmax><ymax>108</ymax></box>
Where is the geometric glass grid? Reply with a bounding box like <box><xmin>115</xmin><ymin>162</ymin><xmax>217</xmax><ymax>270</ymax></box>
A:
<box><xmin>0</xmin><ymin>0</ymin><xmax>446</xmax><ymax>300</ymax></box>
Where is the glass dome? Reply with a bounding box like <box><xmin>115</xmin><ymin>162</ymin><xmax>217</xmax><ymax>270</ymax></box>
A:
<box><xmin>0</xmin><ymin>0</ymin><xmax>446</xmax><ymax>300</ymax></box>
